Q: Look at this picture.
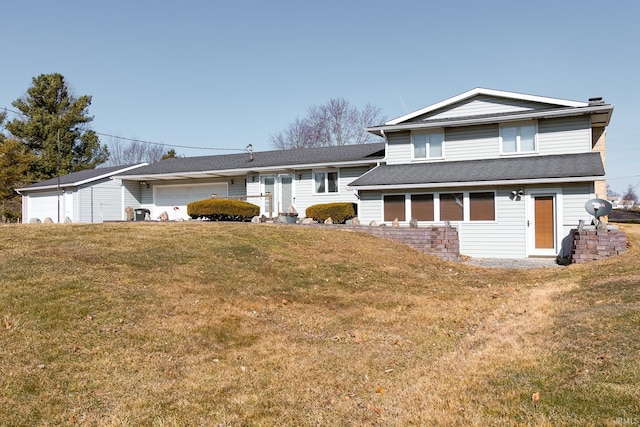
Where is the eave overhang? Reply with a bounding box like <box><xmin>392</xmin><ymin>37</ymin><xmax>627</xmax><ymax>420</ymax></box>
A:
<box><xmin>114</xmin><ymin>159</ymin><xmax>381</xmax><ymax>182</ymax></box>
<box><xmin>349</xmin><ymin>175</ymin><xmax>605</xmax><ymax>191</ymax></box>
<box><xmin>366</xmin><ymin>104</ymin><xmax>614</xmax><ymax>136</ymax></box>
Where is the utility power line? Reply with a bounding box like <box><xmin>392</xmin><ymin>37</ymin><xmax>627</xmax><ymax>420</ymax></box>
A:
<box><xmin>2</xmin><ymin>107</ymin><xmax>246</xmax><ymax>153</ymax></box>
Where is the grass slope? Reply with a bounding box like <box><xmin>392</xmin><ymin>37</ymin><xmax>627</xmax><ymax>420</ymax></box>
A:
<box><xmin>1</xmin><ymin>223</ymin><xmax>638</xmax><ymax>426</ymax></box>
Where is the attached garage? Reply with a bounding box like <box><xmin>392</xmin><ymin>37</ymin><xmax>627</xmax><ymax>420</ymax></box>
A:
<box><xmin>16</xmin><ymin>164</ymin><xmax>147</xmax><ymax>223</ymax></box>
<box><xmin>153</xmin><ymin>183</ymin><xmax>228</xmax><ymax>220</ymax></box>
<box><xmin>23</xmin><ymin>190</ymin><xmax>68</xmax><ymax>223</ymax></box>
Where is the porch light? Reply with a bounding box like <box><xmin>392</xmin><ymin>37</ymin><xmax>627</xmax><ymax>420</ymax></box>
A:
<box><xmin>510</xmin><ymin>187</ymin><xmax>524</xmax><ymax>201</ymax></box>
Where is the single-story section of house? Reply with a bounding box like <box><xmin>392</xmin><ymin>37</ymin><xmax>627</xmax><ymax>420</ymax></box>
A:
<box><xmin>16</xmin><ymin>163</ymin><xmax>146</xmax><ymax>223</ymax></box>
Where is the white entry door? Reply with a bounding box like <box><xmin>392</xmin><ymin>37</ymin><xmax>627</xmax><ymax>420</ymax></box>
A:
<box><xmin>260</xmin><ymin>174</ymin><xmax>294</xmax><ymax>217</ymax></box>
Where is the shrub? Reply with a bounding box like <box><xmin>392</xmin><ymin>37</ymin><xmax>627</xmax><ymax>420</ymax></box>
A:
<box><xmin>187</xmin><ymin>198</ymin><xmax>259</xmax><ymax>222</ymax></box>
<box><xmin>305</xmin><ymin>202</ymin><xmax>356</xmax><ymax>224</ymax></box>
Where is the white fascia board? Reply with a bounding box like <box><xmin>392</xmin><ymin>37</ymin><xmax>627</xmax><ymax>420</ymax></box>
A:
<box><xmin>349</xmin><ymin>176</ymin><xmax>603</xmax><ymax>191</ymax></box>
<box><xmin>368</xmin><ymin>104</ymin><xmax>612</xmax><ymax>134</ymax></box>
<box><xmin>78</xmin><ymin>163</ymin><xmax>148</xmax><ymax>186</ymax></box>
<box><xmin>115</xmin><ymin>159</ymin><xmax>380</xmax><ymax>181</ymax></box>
<box><xmin>15</xmin><ymin>164</ymin><xmax>148</xmax><ymax>192</ymax></box>
<box><xmin>385</xmin><ymin>88</ymin><xmax>589</xmax><ymax>125</ymax></box>
<box><xmin>16</xmin><ymin>184</ymin><xmax>65</xmax><ymax>192</ymax></box>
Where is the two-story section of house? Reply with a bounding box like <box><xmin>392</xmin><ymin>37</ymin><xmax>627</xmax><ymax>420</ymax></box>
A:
<box><xmin>349</xmin><ymin>88</ymin><xmax>613</xmax><ymax>259</ymax></box>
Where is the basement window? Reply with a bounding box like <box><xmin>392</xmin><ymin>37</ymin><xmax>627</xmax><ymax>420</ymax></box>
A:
<box><xmin>384</xmin><ymin>195</ymin><xmax>406</xmax><ymax>221</ymax></box>
<box><xmin>469</xmin><ymin>192</ymin><xmax>496</xmax><ymax>221</ymax></box>
<box><xmin>439</xmin><ymin>193</ymin><xmax>464</xmax><ymax>221</ymax></box>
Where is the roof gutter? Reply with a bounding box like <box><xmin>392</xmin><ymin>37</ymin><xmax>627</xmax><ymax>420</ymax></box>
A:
<box><xmin>115</xmin><ymin>158</ymin><xmax>384</xmax><ymax>181</ymax></box>
<box><xmin>348</xmin><ymin>175</ymin><xmax>605</xmax><ymax>190</ymax></box>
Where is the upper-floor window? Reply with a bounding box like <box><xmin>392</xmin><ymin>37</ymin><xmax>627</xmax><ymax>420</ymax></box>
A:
<box><xmin>412</xmin><ymin>130</ymin><xmax>444</xmax><ymax>160</ymax></box>
<box><xmin>501</xmin><ymin>123</ymin><xmax>536</xmax><ymax>154</ymax></box>
<box><xmin>314</xmin><ymin>170</ymin><xmax>338</xmax><ymax>193</ymax></box>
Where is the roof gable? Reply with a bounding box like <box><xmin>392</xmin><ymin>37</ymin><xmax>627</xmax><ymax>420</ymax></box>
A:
<box><xmin>17</xmin><ymin>163</ymin><xmax>147</xmax><ymax>192</ymax></box>
<box><xmin>386</xmin><ymin>88</ymin><xmax>588</xmax><ymax>125</ymax></box>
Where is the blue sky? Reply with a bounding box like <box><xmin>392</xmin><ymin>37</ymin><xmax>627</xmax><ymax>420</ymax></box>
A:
<box><xmin>1</xmin><ymin>0</ymin><xmax>638</xmax><ymax>194</ymax></box>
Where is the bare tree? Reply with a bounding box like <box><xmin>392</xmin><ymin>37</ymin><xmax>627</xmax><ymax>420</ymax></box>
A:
<box><xmin>271</xmin><ymin>98</ymin><xmax>385</xmax><ymax>150</ymax></box>
<box><xmin>622</xmin><ymin>184</ymin><xmax>638</xmax><ymax>204</ymax></box>
<box><xmin>104</xmin><ymin>136</ymin><xmax>171</xmax><ymax>166</ymax></box>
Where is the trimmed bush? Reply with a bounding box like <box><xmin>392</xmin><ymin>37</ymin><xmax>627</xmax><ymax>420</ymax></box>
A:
<box><xmin>187</xmin><ymin>198</ymin><xmax>259</xmax><ymax>222</ymax></box>
<box><xmin>305</xmin><ymin>202</ymin><xmax>356</xmax><ymax>224</ymax></box>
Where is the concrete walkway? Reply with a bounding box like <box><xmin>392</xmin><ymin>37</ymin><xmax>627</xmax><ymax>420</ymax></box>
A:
<box><xmin>461</xmin><ymin>257</ymin><xmax>561</xmax><ymax>269</ymax></box>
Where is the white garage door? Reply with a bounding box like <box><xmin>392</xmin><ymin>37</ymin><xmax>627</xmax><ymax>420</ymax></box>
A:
<box><xmin>25</xmin><ymin>191</ymin><xmax>61</xmax><ymax>223</ymax></box>
<box><xmin>154</xmin><ymin>183</ymin><xmax>228</xmax><ymax>220</ymax></box>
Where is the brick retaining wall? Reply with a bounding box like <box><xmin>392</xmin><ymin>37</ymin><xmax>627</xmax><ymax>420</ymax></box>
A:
<box><xmin>312</xmin><ymin>225</ymin><xmax>460</xmax><ymax>261</ymax></box>
<box><xmin>569</xmin><ymin>228</ymin><xmax>627</xmax><ymax>264</ymax></box>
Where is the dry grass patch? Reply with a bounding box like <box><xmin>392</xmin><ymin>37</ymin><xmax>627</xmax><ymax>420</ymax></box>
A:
<box><xmin>1</xmin><ymin>222</ymin><xmax>638</xmax><ymax>425</ymax></box>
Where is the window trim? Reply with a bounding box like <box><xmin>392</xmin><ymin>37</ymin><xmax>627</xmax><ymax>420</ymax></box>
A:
<box><xmin>411</xmin><ymin>129</ymin><xmax>445</xmax><ymax>161</ymax></box>
<box><xmin>500</xmin><ymin>121</ymin><xmax>538</xmax><ymax>155</ymax></box>
<box><xmin>381</xmin><ymin>190</ymin><xmax>497</xmax><ymax>224</ymax></box>
<box><xmin>312</xmin><ymin>169</ymin><xmax>340</xmax><ymax>194</ymax></box>
<box><xmin>468</xmin><ymin>191</ymin><xmax>496</xmax><ymax>222</ymax></box>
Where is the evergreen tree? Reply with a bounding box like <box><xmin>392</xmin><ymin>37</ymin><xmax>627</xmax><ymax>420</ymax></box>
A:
<box><xmin>6</xmin><ymin>73</ymin><xmax>108</xmax><ymax>180</ymax></box>
<box><xmin>161</xmin><ymin>148</ymin><xmax>178</xmax><ymax>160</ymax></box>
<box><xmin>0</xmin><ymin>137</ymin><xmax>35</xmax><ymax>221</ymax></box>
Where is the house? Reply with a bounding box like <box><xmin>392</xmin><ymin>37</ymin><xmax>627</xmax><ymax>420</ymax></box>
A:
<box><xmin>350</xmin><ymin>88</ymin><xmax>613</xmax><ymax>258</ymax></box>
<box><xmin>113</xmin><ymin>143</ymin><xmax>385</xmax><ymax>220</ymax></box>
<box><xmin>16</xmin><ymin>164</ymin><xmax>147</xmax><ymax>223</ymax></box>
<box><xmin>18</xmin><ymin>88</ymin><xmax>614</xmax><ymax>260</ymax></box>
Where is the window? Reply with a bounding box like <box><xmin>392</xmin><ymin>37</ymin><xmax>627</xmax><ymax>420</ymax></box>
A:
<box><xmin>469</xmin><ymin>192</ymin><xmax>495</xmax><ymax>221</ymax></box>
<box><xmin>411</xmin><ymin>194</ymin><xmax>434</xmax><ymax>221</ymax></box>
<box><xmin>412</xmin><ymin>131</ymin><xmax>444</xmax><ymax>159</ymax></box>
<box><xmin>384</xmin><ymin>195</ymin><xmax>405</xmax><ymax>221</ymax></box>
<box><xmin>501</xmin><ymin>123</ymin><xmax>536</xmax><ymax>154</ymax></box>
<box><xmin>314</xmin><ymin>171</ymin><xmax>338</xmax><ymax>193</ymax></box>
<box><xmin>440</xmin><ymin>193</ymin><xmax>464</xmax><ymax>221</ymax></box>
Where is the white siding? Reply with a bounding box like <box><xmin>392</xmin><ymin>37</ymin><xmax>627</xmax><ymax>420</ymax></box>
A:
<box><xmin>444</xmin><ymin>125</ymin><xmax>499</xmax><ymax>161</ymax></box>
<box><xmin>123</xmin><ymin>181</ymin><xmax>141</xmax><ymax>216</ymax></box>
<box><xmin>385</xmin><ymin>132</ymin><xmax>411</xmax><ymax>165</ymax></box>
<box><xmin>559</xmin><ymin>183</ymin><xmax>594</xmax><ymax>257</ymax></box>
<box><xmin>388</xmin><ymin>115</ymin><xmax>591</xmax><ymax>164</ymax></box>
<box><xmin>292</xmin><ymin>167</ymin><xmax>366</xmax><ymax>217</ymax></box>
<box><xmin>228</xmin><ymin>177</ymin><xmax>248</xmax><ymax>198</ymax></box>
<box><xmin>417</xmin><ymin>96</ymin><xmax>550</xmax><ymax>121</ymax></box>
<box><xmin>537</xmin><ymin>116</ymin><xmax>591</xmax><ymax>155</ymax></box>
<box><xmin>77</xmin><ymin>179</ymin><xmax>123</xmax><ymax>223</ymax></box>
<box><xmin>458</xmin><ymin>188</ymin><xmax>527</xmax><ymax>258</ymax></box>
<box><xmin>245</xmin><ymin>174</ymin><xmax>261</xmax><ymax>208</ymax></box>
<box><xmin>357</xmin><ymin>192</ymin><xmax>383</xmax><ymax>224</ymax></box>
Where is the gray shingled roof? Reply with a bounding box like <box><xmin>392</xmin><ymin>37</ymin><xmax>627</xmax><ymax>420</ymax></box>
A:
<box><xmin>17</xmin><ymin>164</ymin><xmax>146</xmax><ymax>191</ymax></box>
<box><xmin>349</xmin><ymin>152</ymin><xmax>604</xmax><ymax>187</ymax></box>
<box><xmin>117</xmin><ymin>143</ymin><xmax>386</xmax><ymax>176</ymax></box>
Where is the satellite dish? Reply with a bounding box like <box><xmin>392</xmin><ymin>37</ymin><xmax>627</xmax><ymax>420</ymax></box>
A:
<box><xmin>584</xmin><ymin>198</ymin><xmax>612</xmax><ymax>218</ymax></box>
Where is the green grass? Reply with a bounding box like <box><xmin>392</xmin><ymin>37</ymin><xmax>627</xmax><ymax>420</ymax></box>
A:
<box><xmin>0</xmin><ymin>222</ymin><xmax>638</xmax><ymax>426</ymax></box>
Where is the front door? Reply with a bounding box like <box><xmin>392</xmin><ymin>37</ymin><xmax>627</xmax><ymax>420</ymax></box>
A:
<box><xmin>278</xmin><ymin>174</ymin><xmax>293</xmax><ymax>214</ymax></box>
<box><xmin>534</xmin><ymin>196</ymin><xmax>555</xmax><ymax>249</ymax></box>
<box><xmin>528</xmin><ymin>192</ymin><xmax>559</xmax><ymax>256</ymax></box>
<box><xmin>260</xmin><ymin>174</ymin><xmax>294</xmax><ymax>217</ymax></box>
